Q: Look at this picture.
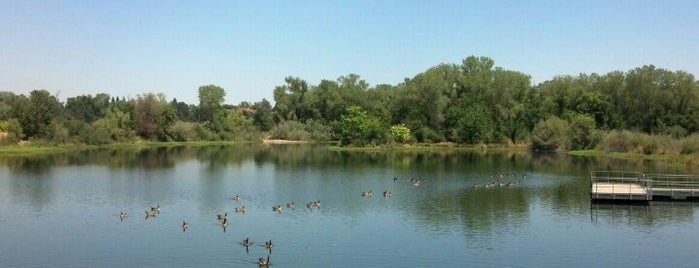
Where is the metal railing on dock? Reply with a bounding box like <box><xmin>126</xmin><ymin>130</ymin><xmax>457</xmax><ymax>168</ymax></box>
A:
<box><xmin>591</xmin><ymin>171</ymin><xmax>699</xmax><ymax>201</ymax></box>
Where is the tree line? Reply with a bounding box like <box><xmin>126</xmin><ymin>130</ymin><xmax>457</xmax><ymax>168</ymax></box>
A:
<box><xmin>0</xmin><ymin>56</ymin><xmax>697</xmax><ymax>152</ymax></box>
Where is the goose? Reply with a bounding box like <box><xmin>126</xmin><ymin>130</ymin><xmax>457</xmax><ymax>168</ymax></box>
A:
<box><xmin>221</xmin><ymin>217</ymin><xmax>229</xmax><ymax>228</ymax></box>
<box><xmin>232</xmin><ymin>195</ymin><xmax>240</xmax><ymax>202</ymax></box>
<box><xmin>286</xmin><ymin>202</ymin><xmax>295</xmax><ymax>209</ymax></box>
<box><xmin>119</xmin><ymin>211</ymin><xmax>127</xmax><ymax>219</ymax></box>
<box><xmin>181</xmin><ymin>221</ymin><xmax>189</xmax><ymax>231</ymax></box>
<box><xmin>264</xmin><ymin>240</ymin><xmax>273</xmax><ymax>249</ymax></box>
<box><xmin>258</xmin><ymin>255</ymin><xmax>270</xmax><ymax>266</ymax></box>
<box><xmin>242</xmin><ymin>237</ymin><xmax>250</xmax><ymax>247</ymax></box>
<box><xmin>217</xmin><ymin>212</ymin><xmax>228</xmax><ymax>220</ymax></box>
<box><xmin>272</xmin><ymin>205</ymin><xmax>282</xmax><ymax>212</ymax></box>
<box><xmin>361</xmin><ymin>190</ymin><xmax>373</xmax><ymax>197</ymax></box>
<box><xmin>235</xmin><ymin>206</ymin><xmax>246</xmax><ymax>213</ymax></box>
<box><xmin>383</xmin><ymin>190</ymin><xmax>392</xmax><ymax>198</ymax></box>
<box><xmin>145</xmin><ymin>210</ymin><xmax>156</xmax><ymax>218</ymax></box>
<box><xmin>312</xmin><ymin>200</ymin><xmax>321</xmax><ymax>208</ymax></box>
<box><xmin>151</xmin><ymin>205</ymin><xmax>160</xmax><ymax>212</ymax></box>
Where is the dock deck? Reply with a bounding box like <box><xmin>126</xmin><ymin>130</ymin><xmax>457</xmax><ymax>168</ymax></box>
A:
<box><xmin>590</xmin><ymin>171</ymin><xmax>699</xmax><ymax>201</ymax></box>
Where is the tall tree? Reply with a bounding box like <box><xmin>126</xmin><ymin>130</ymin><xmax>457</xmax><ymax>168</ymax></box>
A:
<box><xmin>65</xmin><ymin>94</ymin><xmax>110</xmax><ymax>123</ymax></box>
<box><xmin>197</xmin><ymin>84</ymin><xmax>226</xmax><ymax>124</ymax></box>
<box><xmin>23</xmin><ymin>90</ymin><xmax>64</xmax><ymax>138</ymax></box>
<box><xmin>133</xmin><ymin>93</ymin><xmax>173</xmax><ymax>140</ymax></box>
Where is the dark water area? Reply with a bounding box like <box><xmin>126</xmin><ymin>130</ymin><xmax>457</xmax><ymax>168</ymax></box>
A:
<box><xmin>0</xmin><ymin>145</ymin><xmax>697</xmax><ymax>267</ymax></box>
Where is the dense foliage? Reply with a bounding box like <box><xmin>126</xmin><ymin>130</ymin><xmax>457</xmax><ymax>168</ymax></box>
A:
<box><xmin>1</xmin><ymin>56</ymin><xmax>697</xmax><ymax>152</ymax></box>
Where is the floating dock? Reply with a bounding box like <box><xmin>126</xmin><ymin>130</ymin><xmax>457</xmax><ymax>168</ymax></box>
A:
<box><xmin>590</xmin><ymin>171</ymin><xmax>699</xmax><ymax>201</ymax></box>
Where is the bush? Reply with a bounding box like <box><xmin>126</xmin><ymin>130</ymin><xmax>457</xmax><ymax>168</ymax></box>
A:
<box><xmin>601</xmin><ymin>130</ymin><xmax>634</xmax><ymax>152</ymax></box>
<box><xmin>680</xmin><ymin>134</ymin><xmax>699</xmax><ymax>154</ymax></box>
<box><xmin>568</xmin><ymin>114</ymin><xmax>598</xmax><ymax>150</ymax></box>
<box><xmin>0</xmin><ymin>119</ymin><xmax>24</xmax><ymax>144</ymax></box>
<box><xmin>269</xmin><ymin>120</ymin><xmax>310</xmax><ymax>141</ymax></box>
<box><xmin>390</xmin><ymin>124</ymin><xmax>413</xmax><ymax>144</ymax></box>
<box><xmin>530</xmin><ymin>116</ymin><xmax>569</xmax><ymax>151</ymax></box>
<box><xmin>167</xmin><ymin>121</ymin><xmax>202</xmax><ymax>142</ymax></box>
<box><xmin>305</xmin><ymin>120</ymin><xmax>333</xmax><ymax>142</ymax></box>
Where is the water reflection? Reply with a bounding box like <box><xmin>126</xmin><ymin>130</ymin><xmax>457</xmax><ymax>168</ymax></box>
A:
<box><xmin>590</xmin><ymin>201</ymin><xmax>698</xmax><ymax>227</ymax></box>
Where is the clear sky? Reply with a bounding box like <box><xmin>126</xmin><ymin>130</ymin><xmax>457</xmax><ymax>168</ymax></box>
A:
<box><xmin>1</xmin><ymin>1</ymin><xmax>697</xmax><ymax>105</ymax></box>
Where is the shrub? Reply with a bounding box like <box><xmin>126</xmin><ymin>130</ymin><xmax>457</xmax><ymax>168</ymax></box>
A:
<box><xmin>680</xmin><ymin>134</ymin><xmax>699</xmax><ymax>154</ymax></box>
<box><xmin>390</xmin><ymin>124</ymin><xmax>413</xmax><ymax>144</ymax></box>
<box><xmin>167</xmin><ymin>121</ymin><xmax>202</xmax><ymax>142</ymax></box>
<box><xmin>530</xmin><ymin>116</ymin><xmax>569</xmax><ymax>151</ymax></box>
<box><xmin>568</xmin><ymin>114</ymin><xmax>598</xmax><ymax>150</ymax></box>
<box><xmin>269</xmin><ymin>120</ymin><xmax>310</xmax><ymax>141</ymax></box>
<box><xmin>305</xmin><ymin>120</ymin><xmax>333</xmax><ymax>142</ymax></box>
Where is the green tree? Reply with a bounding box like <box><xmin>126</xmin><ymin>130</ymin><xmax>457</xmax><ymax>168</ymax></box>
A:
<box><xmin>22</xmin><ymin>90</ymin><xmax>64</xmax><ymax>138</ymax></box>
<box><xmin>217</xmin><ymin>109</ymin><xmax>259</xmax><ymax>141</ymax></box>
<box><xmin>252</xmin><ymin>99</ymin><xmax>275</xmax><ymax>131</ymax></box>
<box><xmin>447</xmin><ymin>102</ymin><xmax>492</xmax><ymax>143</ymax></box>
<box><xmin>272</xmin><ymin>77</ymin><xmax>316</xmax><ymax>123</ymax></box>
<box><xmin>65</xmin><ymin>94</ymin><xmax>110</xmax><ymax>123</ymax></box>
<box><xmin>338</xmin><ymin>106</ymin><xmax>387</xmax><ymax>146</ymax></box>
<box><xmin>133</xmin><ymin>93</ymin><xmax>173</xmax><ymax>140</ymax></box>
<box><xmin>197</xmin><ymin>84</ymin><xmax>226</xmax><ymax>124</ymax></box>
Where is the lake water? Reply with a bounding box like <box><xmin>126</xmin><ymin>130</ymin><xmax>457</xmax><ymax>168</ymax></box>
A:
<box><xmin>0</xmin><ymin>145</ymin><xmax>697</xmax><ymax>267</ymax></box>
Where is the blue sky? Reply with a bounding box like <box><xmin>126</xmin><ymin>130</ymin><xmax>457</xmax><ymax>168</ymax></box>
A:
<box><xmin>1</xmin><ymin>1</ymin><xmax>697</xmax><ymax>105</ymax></box>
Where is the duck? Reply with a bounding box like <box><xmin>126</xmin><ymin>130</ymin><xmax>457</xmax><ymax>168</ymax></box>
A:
<box><xmin>258</xmin><ymin>255</ymin><xmax>270</xmax><ymax>266</ymax></box>
<box><xmin>217</xmin><ymin>212</ymin><xmax>228</xmax><ymax>220</ymax></box>
<box><xmin>264</xmin><ymin>240</ymin><xmax>273</xmax><ymax>249</ymax></box>
<box><xmin>286</xmin><ymin>202</ymin><xmax>295</xmax><ymax>209</ymax></box>
<box><xmin>181</xmin><ymin>221</ymin><xmax>189</xmax><ymax>231</ymax></box>
<box><xmin>272</xmin><ymin>205</ymin><xmax>282</xmax><ymax>212</ymax></box>
<box><xmin>235</xmin><ymin>206</ymin><xmax>246</xmax><ymax>213</ymax></box>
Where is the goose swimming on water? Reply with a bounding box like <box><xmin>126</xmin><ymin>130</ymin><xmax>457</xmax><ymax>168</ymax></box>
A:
<box><xmin>258</xmin><ymin>255</ymin><xmax>270</xmax><ymax>266</ymax></box>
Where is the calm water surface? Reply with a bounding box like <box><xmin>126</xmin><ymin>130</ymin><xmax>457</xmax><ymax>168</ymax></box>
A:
<box><xmin>0</xmin><ymin>145</ymin><xmax>697</xmax><ymax>267</ymax></box>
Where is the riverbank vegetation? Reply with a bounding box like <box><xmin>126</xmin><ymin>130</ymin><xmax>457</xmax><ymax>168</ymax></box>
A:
<box><xmin>1</xmin><ymin>56</ymin><xmax>697</xmax><ymax>161</ymax></box>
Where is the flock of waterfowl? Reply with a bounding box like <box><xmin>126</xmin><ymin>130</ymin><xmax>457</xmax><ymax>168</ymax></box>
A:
<box><xmin>116</xmin><ymin>173</ymin><xmax>525</xmax><ymax>266</ymax></box>
<box><xmin>116</xmin><ymin>194</ymin><xmax>325</xmax><ymax>266</ymax></box>
<box><xmin>472</xmin><ymin>173</ymin><xmax>527</xmax><ymax>189</ymax></box>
